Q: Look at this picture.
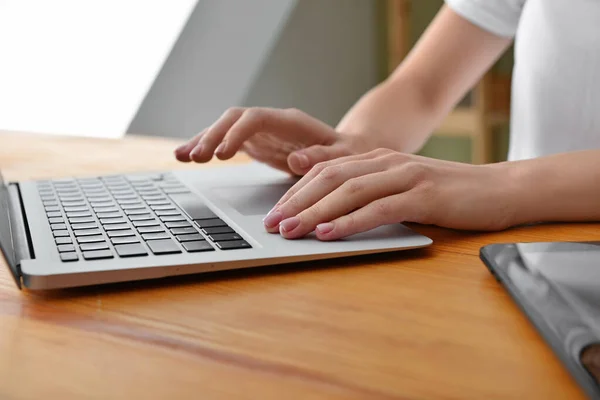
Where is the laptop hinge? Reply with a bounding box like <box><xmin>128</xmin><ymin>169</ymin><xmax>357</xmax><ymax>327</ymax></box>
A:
<box><xmin>3</xmin><ymin>183</ymin><xmax>32</xmax><ymax>289</ymax></box>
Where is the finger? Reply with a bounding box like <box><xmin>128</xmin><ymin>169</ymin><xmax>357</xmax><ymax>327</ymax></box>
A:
<box><xmin>276</xmin><ymin>148</ymin><xmax>394</xmax><ymax>208</ymax></box>
<box><xmin>190</xmin><ymin>107</ymin><xmax>245</xmax><ymax>162</ymax></box>
<box><xmin>287</xmin><ymin>143</ymin><xmax>352</xmax><ymax>176</ymax></box>
<box><xmin>263</xmin><ymin>160</ymin><xmax>389</xmax><ymax>233</ymax></box>
<box><xmin>215</xmin><ymin>108</ymin><xmax>336</xmax><ymax>160</ymax></box>
<box><xmin>277</xmin><ymin>170</ymin><xmax>414</xmax><ymax>239</ymax></box>
<box><xmin>174</xmin><ymin>130</ymin><xmax>206</xmax><ymax>162</ymax></box>
<box><xmin>314</xmin><ymin>193</ymin><xmax>416</xmax><ymax>240</ymax></box>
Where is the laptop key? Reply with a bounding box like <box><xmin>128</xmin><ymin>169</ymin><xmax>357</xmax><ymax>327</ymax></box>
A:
<box><xmin>129</xmin><ymin>214</ymin><xmax>154</xmax><ymax>221</ymax></box>
<box><xmin>74</xmin><ymin>229</ymin><xmax>102</xmax><ymax>237</ymax></box>
<box><xmin>89</xmin><ymin>200</ymin><xmax>114</xmax><ymax>207</ymax></box>
<box><xmin>194</xmin><ymin>218</ymin><xmax>227</xmax><ymax>228</ymax></box>
<box><xmin>202</xmin><ymin>226</ymin><xmax>234</xmax><ymax>235</ymax></box>
<box><xmin>107</xmin><ymin>230</ymin><xmax>135</xmax><ymax>238</ymax></box>
<box><xmin>61</xmin><ymin>200</ymin><xmax>87</xmax><ymax>207</ymax></box>
<box><xmin>66</xmin><ymin>211</ymin><xmax>92</xmax><ymax>218</ymax></box>
<box><xmin>146</xmin><ymin>199</ymin><xmax>171</xmax><ymax>206</ymax></box>
<box><xmin>169</xmin><ymin>193</ymin><xmax>217</xmax><ymax>220</ymax></box>
<box><xmin>147</xmin><ymin>239</ymin><xmax>181</xmax><ymax>255</ymax></box>
<box><xmin>43</xmin><ymin>201</ymin><xmax>59</xmax><ymax>207</ymax></box>
<box><xmin>82</xmin><ymin>250</ymin><xmax>114</xmax><ymax>260</ymax></box>
<box><xmin>93</xmin><ymin>206</ymin><xmax>119</xmax><ymax>213</ymax></box>
<box><xmin>176</xmin><ymin>234</ymin><xmax>204</xmax><ymax>242</ymax></box>
<box><xmin>47</xmin><ymin>211</ymin><xmax>62</xmax><ymax>218</ymax></box>
<box><xmin>97</xmin><ymin>212</ymin><xmax>122</xmax><ymax>219</ymax></box>
<box><xmin>132</xmin><ymin>219</ymin><xmax>159</xmax><ymax>227</ymax></box>
<box><xmin>115</xmin><ymin>243</ymin><xmax>148</xmax><ymax>258</ymax></box>
<box><xmin>50</xmin><ymin>223</ymin><xmax>67</xmax><ymax>231</ymax></box>
<box><xmin>60</xmin><ymin>252</ymin><xmax>79</xmax><ymax>262</ymax></box>
<box><xmin>150</xmin><ymin>205</ymin><xmax>176</xmax><ymax>211</ymax></box>
<box><xmin>121</xmin><ymin>204</ymin><xmax>146</xmax><ymax>210</ymax></box>
<box><xmin>111</xmin><ymin>236</ymin><xmax>140</xmax><ymax>245</ymax></box>
<box><xmin>80</xmin><ymin>242</ymin><xmax>109</xmax><ymax>251</ymax></box>
<box><xmin>77</xmin><ymin>235</ymin><xmax>105</xmax><ymax>244</ymax></box>
<box><xmin>125</xmin><ymin>209</ymin><xmax>149</xmax><ymax>216</ymax></box>
<box><xmin>63</xmin><ymin>206</ymin><xmax>89</xmax><ymax>212</ymax></box>
<box><xmin>48</xmin><ymin>217</ymin><xmax>65</xmax><ymax>224</ymax></box>
<box><xmin>170</xmin><ymin>227</ymin><xmax>197</xmax><ymax>235</ymax></box>
<box><xmin>137</xmin><ymin>226</ymin><xmax>165</xmax><ymax>234</ymax></box>
<box><xmin>160</xmin><ymin>215</ymin><xmax>187</xmax><ymax>222</ymax></box>
<box><xmin>45</xmin><ymin>206</ymin><xmax>60</xmax><ymax>212</ymax></box>
<box><xmin>71</xmin><ymin>222</ymin><xmax>98</xmax><ymax>230</ymax></box>
<box><xmin>165</xmin><ymin>221</ymin><xmax>191</xmax><ymax>229</ymax></box>
<box><xmin>100</xmin><ymin>218</ymin><xmax>127</xmax><ymax>225</ymax></box>
<box><xmin>142</xmin><ymin>232</ymin><xmax>170</xmax><ymax>241</ymax></box>
<box><xmin>69</xmin><ymin>216</ymin><xmax>95</xmax><ymax>224</ymax></box>
<box><xmin>208</xmin><ymin>233</ymin><xmax>243</xmax><ymax>242</ymax></box>
<box><xmin>216</xmin><ymin>240</ymin><xmax>252</xmax><ymax>250</ymax></box>
<box><xmin>182</xmin><ymin>240</ymin><xmax>214</xmax><ymax>253</ymax></box>
<box><xmin>155</xmin><ymin>210</ymin><xmax>180</xmax><ymax>217</ymax></box>
<box><xmin>53</xmin><ymin>230</ymin><xmax>70</xmax><ymax>238</ymax></box>
<box><xmin>117</xmin><ymin>199</ymin><xmax>142</xmax><ymax>205</ymax></box>
<box><xmin>55</xmin><ymin>237</ymin><xmax>73</xmax><ymax>245</ymax></box>
<box><xmin>113</xmin><ymin>194</ymin><xmax>138</xmax><ymax>200</ymax></box>
<box><xmin>57</xmin><ymin>244</ymin><xmax>76</xmax><ymax>253</ymax></box>
<box><xmin>103</xmin><ymin>223</ymin><xmax>131</xmax><ymax>231</ymax></box>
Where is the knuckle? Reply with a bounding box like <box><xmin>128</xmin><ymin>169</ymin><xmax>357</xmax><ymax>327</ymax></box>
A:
<box><xmin>342</xmin><ymin>178</ymin><xmax>364</xmax><ymax>195</ymax></box>
<box><xmin>402</xmin><ymin>162</ymin><xmax>430</xmax><ymax>184</ymax></box>
<box><xmin>373</xmin><ymin>200</ymin><xmax>392</xmax><ymax>217</ymax></box>
<box><xmin>312</xmin><ymin>161</ymin><xmax>329</xmax><ymax>174</ymax></box>
<box><xmin>371</xmin><ymin>148</ymin><xmax>394</xmax><ymax>157</ymax></box>
<box><xmin>223</xmin><ymin>107</ymin><xmax>244</xmax><ymax>117</ymax></box>
<box><xmin>283</xmin><ymin>194</ymin><xmax>301</xmax><ymax>212</ymax></box>
<box><xmin>319</xmin><ymin>165</ymin><xmax>343</xmax><ymax>182</ymax></box>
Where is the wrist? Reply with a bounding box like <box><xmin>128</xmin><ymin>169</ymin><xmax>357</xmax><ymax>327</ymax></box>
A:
<box><xmin>493</xmin><ymin>160</ymin><xmax>544</xmax><ymax>227</ymax></box>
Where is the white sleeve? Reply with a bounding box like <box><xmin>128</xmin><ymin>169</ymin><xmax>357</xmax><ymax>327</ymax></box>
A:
<box><xmin>445</xmin><ymin>0</ymin><xmax>527</xmax><ymax>38</ymax></box>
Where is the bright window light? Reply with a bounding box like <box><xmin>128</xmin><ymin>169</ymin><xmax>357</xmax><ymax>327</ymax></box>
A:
<box><xmin>0</xmin><ymin>0</ymin><xmax>196</xmax><ymax>138</ymax></box>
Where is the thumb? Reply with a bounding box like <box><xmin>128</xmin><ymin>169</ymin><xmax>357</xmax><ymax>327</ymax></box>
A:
<box><xmin>287</xmin><ymin>143</ymin><xmax>351</xmax><ymax>176</ymax></box>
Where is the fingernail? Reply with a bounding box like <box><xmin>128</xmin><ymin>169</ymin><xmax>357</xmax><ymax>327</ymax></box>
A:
<box><xmin>296</xmin><ymin>153</ymin><xmax>309</xmax><ymax>169</ymax></box>
<box><xmin>279</xmin><ymin>217</ymin><xmax>301</xmax><ymax>233</ymax></box>
<box><xmin>190</xmin><ymin>144</ymin><xmax>204</xmax><ymax>158</ymax></box>
<box><xmin>263</xmin><ymin>210</ymin><xmax>283</xmax><ymax>228</ymax></box>
<box><xmin>316</xmin><ymin>222</ymin><xmax>334</xmax><ymax>235</ymax></box>
<box><xmin>215</xmin><ymin>142</ymin><xmax>227</xmax><ymax>155</ymax></box>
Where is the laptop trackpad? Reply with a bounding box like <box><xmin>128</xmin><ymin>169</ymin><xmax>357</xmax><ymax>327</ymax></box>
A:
<box><xmin>212</xmin><ymin>183</ymin><xmax>292</xmax><ymax>216</ymax></box>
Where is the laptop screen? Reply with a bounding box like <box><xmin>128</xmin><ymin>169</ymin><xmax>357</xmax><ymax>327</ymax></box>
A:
<box><xmin>0</xmin><ymin>170</ymin><xmax>16</xmax><ymax>271</ymax></box>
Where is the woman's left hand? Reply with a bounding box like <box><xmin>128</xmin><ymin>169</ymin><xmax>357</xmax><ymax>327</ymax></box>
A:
<box><xmin>262</xmin><ymin>148</ymin><xmax>521</xmax><ymax>240</ymax></box>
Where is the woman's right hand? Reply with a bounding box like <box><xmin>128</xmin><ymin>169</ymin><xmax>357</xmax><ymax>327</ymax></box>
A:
<box><xmin>174</xmin><ymin>107</ymin><xmax>373</xmax><ymax>176</ymax></box>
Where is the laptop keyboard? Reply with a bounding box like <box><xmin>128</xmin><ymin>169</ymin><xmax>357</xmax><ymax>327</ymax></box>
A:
<box><xmin>35</xmin><ymin>173</ymin><xmax>252</xmax><ymax>262</ymax></box>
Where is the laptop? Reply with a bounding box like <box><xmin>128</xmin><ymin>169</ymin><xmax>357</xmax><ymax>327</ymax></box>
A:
<box><xmin>0</xmin><ymin>162</ymin><xmax>432</xmax><ymax>290</ymax></box>
<box><xmin>481</xmin><ymin>242</ymin><xmax>600</xmax><ymax>399</ymax></box>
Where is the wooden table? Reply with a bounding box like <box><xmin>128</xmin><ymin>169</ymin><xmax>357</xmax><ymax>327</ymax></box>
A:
<box><xmin>0</xmin><ymin>131</ymin><xmax>597</xmax><ymax>399</ymax></box>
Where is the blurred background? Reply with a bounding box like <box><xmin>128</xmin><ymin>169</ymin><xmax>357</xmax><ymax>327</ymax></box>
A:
<box><xmin>0</xmin><ymin>0</ymin><xmax>512</xmax><ymax>163</ymax></box>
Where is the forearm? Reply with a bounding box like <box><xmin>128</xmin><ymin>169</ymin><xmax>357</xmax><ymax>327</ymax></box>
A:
<box><xmin>507</xmin><ymin>150</ymin><xmax>600</xmax><ymax>225</ymax></box>
<box><xmin>336</xmin><ymin>77</ymin><xmax>443</xmax><ymax>153</ymax></box>
<box><xmin>336</xmin><ymin>5</ymin><xmax>511</xmax><ymax>154</ymax></box>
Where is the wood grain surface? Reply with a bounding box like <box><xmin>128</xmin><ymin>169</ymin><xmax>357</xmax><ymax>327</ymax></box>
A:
<box><xmin>0</xmin><ymin>130</ymin><xmax>597</xmax><ymax>399</ymax></box>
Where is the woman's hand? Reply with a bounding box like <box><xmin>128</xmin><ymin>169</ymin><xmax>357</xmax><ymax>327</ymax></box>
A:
<box><xmin>263</xmin><ymin>148</ymin><xmax>520</xmax><ymax>240</ymax></box>
<box><xmin>174</xmin><ymin>107</ymin><xmax>373</xmax><ymax>176</ymax></box>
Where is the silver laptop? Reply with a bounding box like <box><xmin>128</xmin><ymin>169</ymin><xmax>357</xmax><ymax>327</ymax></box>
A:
<box><xmin>0</xmin><ymin>162</ymin><xmax>432</xmax><ymax>290</ymax></box>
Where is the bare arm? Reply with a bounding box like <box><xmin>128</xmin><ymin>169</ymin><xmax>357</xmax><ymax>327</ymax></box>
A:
<box><xmin>337</xmin><ymin>5</ymin><xmax>512</xmax><ymax>153</ymax></box>
<box><xmin>507</xmin><ymin>150</ymin><xmax>600</xmax><ymax>225</ymax></box>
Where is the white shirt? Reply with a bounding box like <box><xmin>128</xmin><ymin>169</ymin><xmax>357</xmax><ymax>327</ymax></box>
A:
<box><xmin>446</xmin><ymin>0</ymin><xmax>600</xmax><ymax>161</ymax></box>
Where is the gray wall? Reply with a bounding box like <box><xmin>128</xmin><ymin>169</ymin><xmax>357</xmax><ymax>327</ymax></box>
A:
<box><xmin>128</xmin><ymin>0</ymin><xmax>380</xmax><ymax>138</ymax></box>
<box><xmin>243</xmin><ymin>0</ymin><xmax>380</xmax><ymax>127</ymax></box>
